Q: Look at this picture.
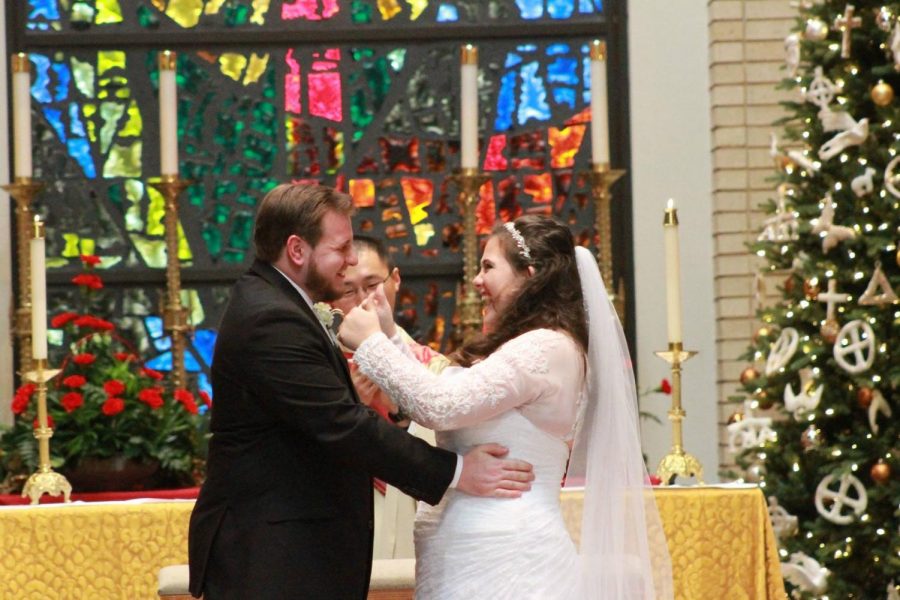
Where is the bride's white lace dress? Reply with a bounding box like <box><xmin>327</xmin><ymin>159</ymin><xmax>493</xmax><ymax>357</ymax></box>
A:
<box><xmin>354</xmin><ymin>328</ymin><xmax>585</xmax><ymax>599</ymax></box>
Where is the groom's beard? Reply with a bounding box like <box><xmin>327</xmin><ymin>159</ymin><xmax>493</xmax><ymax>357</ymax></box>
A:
<box><xmin>306</xmin><ymin>260</ymin><xmax>341</xmax><ymax>302</ymax></box>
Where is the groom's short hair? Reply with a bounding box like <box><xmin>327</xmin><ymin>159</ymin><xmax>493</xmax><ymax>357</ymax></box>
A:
<box><xmin>254</xmin><ymin>183</ymin><xmax>355</xmax><ymax>262</ymax></box>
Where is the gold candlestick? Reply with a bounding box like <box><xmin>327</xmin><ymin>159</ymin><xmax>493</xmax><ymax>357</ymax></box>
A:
<box><xmin>3</xmin><ymin>178</ymin><xmax>44</xmax><ymax>379</ymax></box>
<box><xmin>21</xmin><ymin>358</ymin><xmax>71</xmax><ymax>504</ymax></box>
<box><xmin>654</xmin><ymin>342</ymin><xmax>704</xmax><ymax>485</ymax></box>
<box><xmin>452</xmin><ymin>168</ymin><xmax>491</xmax><ymax>343</ymax></box>
<box><xmin>588</xmin><ymin>162</ymin><xmax>626</xmax><ymax>320</ymax></box>
<box><xmin>148</xmin><ymin>175</ymin><xmax>192</xmax><ymax>390</ymax></box>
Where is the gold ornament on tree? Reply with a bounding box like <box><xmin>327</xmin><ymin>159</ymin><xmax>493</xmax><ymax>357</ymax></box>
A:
<box><xmin>821</xmin><ymin>319</ymin><xmax>841</xmax><ymax>343</ymax></box>
<box><xmin>752</xmin><ymin>326</ymin><xmax>771</xmax><ymax>344</ymax></box>
<box><xmin>727</xmin><ymin>411</ymin><xmax>744</xmax><ymax>425</ymax></box>
<box><xmin>740</xmin><ymin>366</ymin><xmax>760</xmax><ymax>386</ymax></box>
<box><xmin>800</xmin><ymin>425</ymin><xmax>823</xmax><ymax>451</ymax></box>
<box><xmin>803</xmin><ymin>278</ymin><xmax>821</xmax><ymax>300</ymax></box>
<box><xmin>871</xmin><ymin>80</ymin><xmax>895</xmax><ymax>106</ymax></box>
<box><xmin>870</xmin><ymin>459</ymin><xmax>891</xmax><ymax>484</ymax></box>
<box><xmin>805</xmin><ymin>18</ymin><xmax>829</xmax><ymax>41</ymax></box>
<box><xmin>857</xmin><ymin>386</ymin><xmax>874</xmax><ymax>409</ymax></box>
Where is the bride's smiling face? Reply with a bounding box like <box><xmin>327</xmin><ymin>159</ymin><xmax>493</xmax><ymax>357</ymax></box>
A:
<box><xmin>473</xmin><ymin>236</ymin><xmax>529</xmax><ymax>332</ymax></box>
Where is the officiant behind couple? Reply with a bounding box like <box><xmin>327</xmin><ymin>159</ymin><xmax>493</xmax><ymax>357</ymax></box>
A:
<box><xmin>340</xmin><ymin>215</ymin><xmax>674</xmax><ymax>598</ymax></box>
<box><xmin>188</xmin><ymin>183</ymin><xmax>535</xmax><ymax>599</ymax></box>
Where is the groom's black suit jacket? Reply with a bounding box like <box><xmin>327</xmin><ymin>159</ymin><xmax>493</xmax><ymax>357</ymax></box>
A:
<box><xmin>188</xmin><ymin>260</ymin><xmax>456</xmax><ymax>599</ymax></box>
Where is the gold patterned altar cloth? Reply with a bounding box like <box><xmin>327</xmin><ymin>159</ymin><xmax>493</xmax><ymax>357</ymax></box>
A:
<box><xmin>562</xmin><ymin>485</ymin><xmax>787</xmax><ymax>600</ymax></box>
<box><xmin>0</xmin><ymin>487</ymin><xmax>785</xmax><ymax>599</ymax></box>
<box><xmin>0</xmin><ymin>500</ymin><xmax>192</xmax><ymax>599</ymax></box>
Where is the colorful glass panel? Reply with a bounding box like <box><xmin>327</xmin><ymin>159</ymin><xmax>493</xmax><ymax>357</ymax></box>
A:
<box><xmin>26</xmin><ymin>0</ymin><xmax>603</xmax><ymax>30</ymax></box>
<box><xmin>19</xmin><ymin>0</ymin><xmax>613</xmax><ymax>357</ymax></box>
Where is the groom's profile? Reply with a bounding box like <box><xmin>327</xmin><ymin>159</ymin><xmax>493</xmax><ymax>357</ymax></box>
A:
<box><xmin>188</xmin><ymin>183</ymin><xmax>534</xmax><ymax>599</ymax></box>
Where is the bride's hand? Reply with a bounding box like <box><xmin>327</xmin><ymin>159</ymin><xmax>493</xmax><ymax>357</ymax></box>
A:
<box><xmin>361</xmin><ymin>283</ymin><xmax>397</xmax><ymax>338</ymax></box>
<box><xmin>338</xmin><ymin>304</ymin><xmax>382</xmax><ymax>350</ymax></box>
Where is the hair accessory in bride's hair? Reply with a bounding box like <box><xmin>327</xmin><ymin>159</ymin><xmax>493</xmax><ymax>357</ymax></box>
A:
<box><xmin>503</xmin><ymin>222</ymin><xmax>532</xmax><ymax>262</ymax></box>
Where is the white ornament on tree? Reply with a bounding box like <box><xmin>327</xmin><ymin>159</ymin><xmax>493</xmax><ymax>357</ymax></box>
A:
<box><xmin>891</xmin><ymin>23</ymin><xmax>900</xmax><ymax>71</ymax></box>
<box><xmin>884</xmin><ymin>155</ymin><xmax>900</xmax><ymax>198</ymax></box>
<box><xmin>833</xmin><ymin>319</ymin><xmax>876</xmax><ymax>374</ymax></box>
<box><xmin>770</xmin><ymin>133</ymin><xmax>821</xmax><ymax>173</ymax></box>
<box><xmin>781</xmin><ymin>552</ymin><xmax>830</xmax><ymax>594</ymax></box>
<box><xmin>806</xmin><ymin>66</ymin><xmax>837</xmax><ymax>108</ymax></box>
<box><xmin>768</xmin><ymin>497</ymin><xmax>799</xmax><ymax>540</ymax></box>
<box><xmin>766</xmin><ymin>327</ymin><xmax>800</xmax><ymax>375</ymax></box>
<box><xmin>868</xmin><ymin>390</ymin><xmax>893</xmax><ymax>435</ymax></box>
<box><xmin>887</xmin><ymin>580</ymin><xmax>900</xmax><ymax>600</ymax></box>
<box><xmin>850</xmin><ymin>167</ymin><xmax>877</xmax><ymax>196</ymax></box>
<box><xmin>817</xmin><ymin>279</ymin><xmax>850</xmax><ymax>322</ymax></box>
<box><xmin>811</xmin><ymin>194</ymin><xmax>857</xmax><ymax>253</ymax></box>
<box><xmin>833</xmin><ymin>4</ymin><xmax>862</xmax><ymax>58</ymax></box>
<box><xmin>757</xmin><ymin>184</ymin><xmax>800</xmax><ymax>243</ymax></box>
<box><xmin>819</xmin><ymin>106</ymin><xmax>857</xmax><ymax>132</ymax></box>
<box><xmin>818</xmin><ymin>117</ymin><xmax>868</xmax><ymax>160</ymax></box>
<box><xmin>727</xmin><ymin>400</ymin><xmax>777</xmax><ymax>453</ymax></box>
<box><xmin>785</xmin><ymin>33</ymin><xmax>801</xmax><ymax>77</ymax></box>
<box><xmin>814</xmin><ymin>473</ymin><xmax>868</xmax><ymax>524</ymax></box>
<box><xmin>783</xmin><ymin>371</ymin><xmax>823</xmax><ymax>420</ymax></box>
<box><xmin>858</xmin><ymin>263</ymin><xmax>898</xmax><ymax>305</ymax></box>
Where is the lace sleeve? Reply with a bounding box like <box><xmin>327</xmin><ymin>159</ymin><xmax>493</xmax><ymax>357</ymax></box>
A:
<box><xmin>353</xmin><ymin>329</ymin><xmax>567</xmax><ymax>430</ymax></box>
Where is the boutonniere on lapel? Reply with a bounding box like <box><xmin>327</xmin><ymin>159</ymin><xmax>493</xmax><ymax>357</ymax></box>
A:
<box><xmin>313</xmin><ymin>302</ymin><xmax>343</xmax><ymax>343</ymax></box>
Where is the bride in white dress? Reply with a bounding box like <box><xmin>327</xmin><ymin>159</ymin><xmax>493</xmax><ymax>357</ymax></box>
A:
<box><xmin>340</xmin><ymin>216</ymin><xmax>673</xmax><ymax>599</ymax></box>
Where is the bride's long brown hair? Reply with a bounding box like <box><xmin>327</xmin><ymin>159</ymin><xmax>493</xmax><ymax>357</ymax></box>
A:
<box><xmin>452</xmin><ymin>215</ymin><xmax>588</xmax><ymax>367</ymax></box>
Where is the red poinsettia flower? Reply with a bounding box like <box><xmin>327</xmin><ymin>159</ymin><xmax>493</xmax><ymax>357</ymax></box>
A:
<box><xmin>180</xmin><ymin>397</ymin><xmax>199</xmax><ymax>415</ymax></box>
<box><xmin>79</xmin><ymin>254</ymin><xmax>102</xmax><ymax>266</ymax></box>
<box><xmin>101</xmin><ymin>397</ymin><xmax>125</xmax><ymax>416</ymax></box>
<box><xmin>648</xmin><ymin>474</ymin><xmax>662</xmax><ymax>486</ymax></box>
<box><xmin>114</xmin><ymin>352</ymin><xmax>136</xmax><ymax>362</ymax></box>
<box><xmin>141</xmin><ymin>367</ymin><xmax>164</xmax><ymax>381</ymax></box>
<box><xmin>138</xmin><ymin>387</ymin><xmax>164</xmax><ymax>409</ymax></box>
<box><xmin>72</xmin><ymin>352</ymin><xmax>96</xmax><ymax>366</ymax></box>
<box><xmin>61</xmin><ymin>392</ymin><xmax>84</xmax><ymax>413</ymax></box>
<box><xmin>15</xmin><ymin>383</ymin><xmax>36</xmax><ymax>398</ymax></box>
<box><xmin>103</xmin><ymin>380</ymin><xmax>126</xmax><ymax>396</ymax></box>
<box><xmin>659</xmin><ymin>379</ymin><xmax>672</xmax><ymax>395</ymax></box>
<box><xmin>11</xmin><ymin>394</ymin><xmax>29</xmax><ymax>415</ymax></box>
<box><xmin>71</xmin><ymin>273</ymin><xmax>103</xmax><ymax>290</ymax></box>
<box><xmin>62</xmin><ymin>374</ymin><xmax>87</xmax><ymax>388</ymax></box>
<box><xmin>33</xmin><ymin>415</ymin><xmax>55</xmax><ymax>429</ymax></box>
<box><xmin>72</xmin><ymin>315</ymin><xmax>115</xmax><ymax>331</ymax></box>
<box><xmin>50</xmin><ymin>312</ymin><xmax>80</xmax><ymax>328</ymax></box>
<box><xmin>198</xmin><ymin>390</ymin><xmax>212</xmax><ymax>407</ymax></box>
<box><xmin>174</xmin><ymin>389</ymin><xmax>199</xmax><ymax>414</ymax></box>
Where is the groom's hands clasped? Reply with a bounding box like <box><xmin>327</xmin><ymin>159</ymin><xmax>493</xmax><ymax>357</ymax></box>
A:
<box><xmin>458</xmin><ymin>444</ymin><xmax>534</xmax><ymax>498</ymax></box>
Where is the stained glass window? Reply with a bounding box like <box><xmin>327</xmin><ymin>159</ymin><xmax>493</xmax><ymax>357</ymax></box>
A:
<box><xmin>11</xmin><ymin>0</ymin><xmax>629</xmax><ymax>377</ymax></box>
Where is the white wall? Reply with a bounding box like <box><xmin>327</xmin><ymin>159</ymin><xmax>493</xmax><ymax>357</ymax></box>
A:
<box><xmin>0</xmin><ymin>6</ymin><xmax>13</xmax><ymax>425</ymax></box>
<box><xmin>628</xmin><ymin>1</ymin><xmax>719</xmax><ymax>481</ymax></box>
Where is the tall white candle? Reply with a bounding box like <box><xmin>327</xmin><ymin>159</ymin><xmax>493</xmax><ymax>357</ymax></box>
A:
<box><xmin>589</xmin><ymin>40</ymin><xmax>610</xmax><ymax>165</ymax></box>
<box><xmin>460</xmin><ymin>44</ymin><xmax>478</xmax><ymax>169</ymax></box>
<box><xmin>159</xmin><ymin>50</ymin><xmax>179</xmax><ymax>176</ymax></box>
<box><xmin>31</xmin><ymin>216</ymin><xmax>48</xmax><ymax>360</ymax></box>
<box><xmin>663</xmin><ymin>199</ymin><xmax>683</xmax><ymax>344</ymax></box>
<box><xmin>12</xmin><ymin>53</ymin><xmax>33</xmax><ymax>179</ymax></box>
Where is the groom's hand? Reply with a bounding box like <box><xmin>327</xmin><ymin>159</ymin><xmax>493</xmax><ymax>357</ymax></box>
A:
<box><xmin>457</xmin><ymin>444</ymin><xmax>534</xmax><ymax>498</ymax></box>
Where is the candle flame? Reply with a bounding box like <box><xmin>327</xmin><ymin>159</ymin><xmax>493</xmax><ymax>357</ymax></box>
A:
<box><xmin>667</xmin><ymin>198</ymin><xmax>675</xmax><ymax>210</ymax></box>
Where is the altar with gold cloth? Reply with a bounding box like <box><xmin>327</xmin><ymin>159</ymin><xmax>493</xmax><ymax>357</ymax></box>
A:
<box><xmin>0</xmin><ymin>486</ymin><xmax>785</xmax><ymax>599</ymax></box>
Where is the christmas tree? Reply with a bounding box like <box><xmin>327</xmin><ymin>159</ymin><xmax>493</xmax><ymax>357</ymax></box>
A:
<box><xmin>731</xmin><ymin>2</ymin><xmax>899</xmax><ymax>598</ymax></box>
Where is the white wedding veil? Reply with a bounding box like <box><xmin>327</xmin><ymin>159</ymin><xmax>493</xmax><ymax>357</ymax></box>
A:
<box><xmin>568</xmin><ymin>246</ymin><xmax>674</xmax><ymax>599</ymax></box>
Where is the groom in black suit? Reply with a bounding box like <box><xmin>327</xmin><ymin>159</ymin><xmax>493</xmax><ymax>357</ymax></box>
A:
<box><xmin>188</xmin><ymin>183</ymin><xmax>533</xmax><ymax>599</ymax></box>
